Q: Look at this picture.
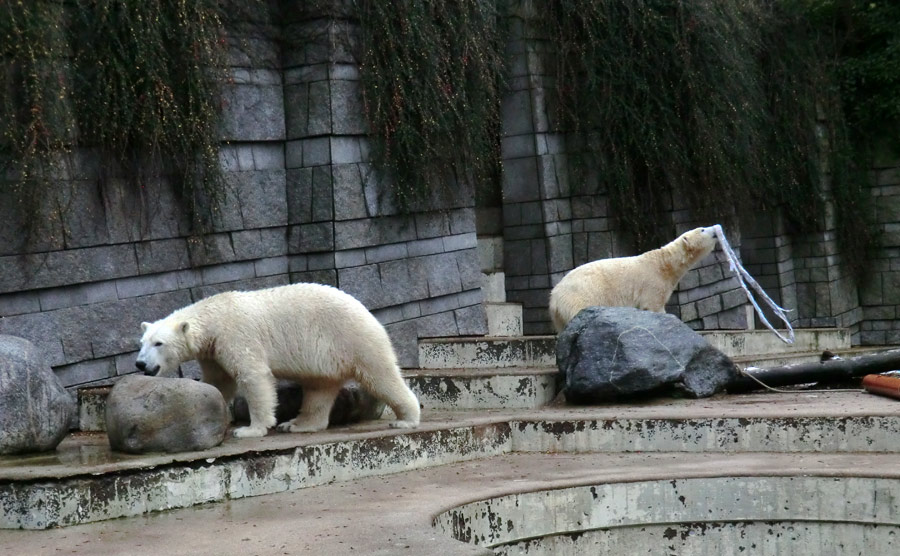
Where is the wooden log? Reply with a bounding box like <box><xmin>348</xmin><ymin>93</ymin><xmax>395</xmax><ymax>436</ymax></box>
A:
<box><xmin>727</xmin><ymin>349</ymin><xmax>900</xmax><ymax>393</ymax></box>
<box><xmin>862</xmin><ymin>374</ymin><xmax>900</xmax><ymax>400</ymax></box>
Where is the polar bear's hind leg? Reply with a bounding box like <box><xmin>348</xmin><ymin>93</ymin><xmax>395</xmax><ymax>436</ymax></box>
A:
<box><xmin>276</xmin><ymin>382</ymin><xmax>342</xmax><ymax>433</ymax></box>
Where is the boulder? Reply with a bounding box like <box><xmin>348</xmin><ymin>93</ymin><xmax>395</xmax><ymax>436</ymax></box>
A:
<box><xmin>105</xmin><ymin>375</ymin><xmax>228</xmax><ymax>454</ymax></box>
<box><xmin>0</xmin><ymin>335</ymin><xmax>75</xmax><ymax>455</ymax></box>
<box><xmin>232</xmin><ymin>380</ymin><xmax>385</xmax><ymax>427</ymax></box>
<box><xmin>557</xmin><ymin>307</ymin><xmax>738</xmax><ymax>404</ymax></box>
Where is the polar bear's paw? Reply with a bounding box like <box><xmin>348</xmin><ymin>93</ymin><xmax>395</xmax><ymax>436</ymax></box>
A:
<box><xmin>232</xmin><ymin>425</ymin><xmax>269</xmax><ymax>438</ymax></box>
<box><xmin>389</xmin><ymin>419</ymin><xmax>419</xmax><ymax>429</ymax></box>
<box><xmin>276</xmin><ymin>421</ymin><xmax>326</xmax><ymax>433</ymax></box>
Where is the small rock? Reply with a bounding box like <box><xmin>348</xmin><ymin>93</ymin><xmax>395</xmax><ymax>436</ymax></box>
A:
<box><xmin>0</xmin><ymin>335</ymin><xmax>75</xmax><ymax>455</ymax></box>
<box><xmin>105</xmin><ymin>375</ymin><xmax>228</xmax><ymax>454</ymax></box>
<box><xmin>557</xmin><ymin>306</ymin><xmax>738</xmax><ymax>404</ymax></box>
<box><xmin>232</xmin><ymin>380</ymin><xmax>385</xmax><ymax>427</ymax></box>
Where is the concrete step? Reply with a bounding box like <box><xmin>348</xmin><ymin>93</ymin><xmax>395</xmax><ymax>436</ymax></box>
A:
<box><xmin>419</xmin><ymin>329</ymin><xmax>852</xmax><ymax>370</ymax></box>
<box><xmin>403</xmin><ymin>367</ymin><xmax>557</xmax><ymax>410</ymax></box>
<box><xmin>733</xmin><ymin>346</ymin><xmax>894</xmax><ymax>369</ymax></box>
<box><xmin>700</xmin><ymin>328</ymin><xmax>850</xmax><ymax>358</ymax></box>
<box><xmin>484</xmin><ymin>302</ymin><xmax>522</xmax><ymax>336</ymax></box>
<box><xmin>4</xmin><ymin>392</ymin><xmax>900</xmax><ymax>530</ymax></box>
<box><xmin>480</xmin><ymin>271</ymin><xmax>506</xmax><ymax>302</ymax></box>
<box><xmin>76</xmin><ymin>365</ymin><xmax>560</xmax><ymax>432</ymax></box>
<box><xmin>418</xmin><ymin>335</ymin><xmax>556</xmax><ymax>369</ymax></box>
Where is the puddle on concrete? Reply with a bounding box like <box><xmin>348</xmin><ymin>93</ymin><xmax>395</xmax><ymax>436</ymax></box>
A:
<box><xmin>0</xmin><ymin>433</ymin><xmax>138</xmax><ymax>470</ymax></box>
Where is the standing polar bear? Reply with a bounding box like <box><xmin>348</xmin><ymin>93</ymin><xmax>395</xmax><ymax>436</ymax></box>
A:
<box><xmin>549</xmin><ymin>226</ymin><xmax>718</xmax><ymax>332</ymax></box>
<box><xmin>135</xmin><ymin>283</ymin><xmax>420</xmax><ymax>438</ymax></box>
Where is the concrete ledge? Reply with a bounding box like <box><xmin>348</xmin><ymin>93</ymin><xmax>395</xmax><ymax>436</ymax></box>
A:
<box><xmin>4</xmin><ymin>451</ymin><xmax>900</xmax><ymax>554</ymax></box>
<box><xmin>3</xmin><ymin>392</ymin><xmax>900</xmax><ymax>530</ymax></box>
<box><xmin>437</xmin><ymin>475</ymin><xmax>900</xmax><ymax>553</ymax></box>
<box><xmin>700</xmin><ymin>328</ymin><xmax>851</xmax><ymax>357</ymax></box>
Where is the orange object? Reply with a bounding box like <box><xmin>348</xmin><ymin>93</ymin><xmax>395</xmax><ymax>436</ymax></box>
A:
<box><xmin>862</xmin><ymin>374</ymin><xmax>900</xmax><ymax>400</ymax></box>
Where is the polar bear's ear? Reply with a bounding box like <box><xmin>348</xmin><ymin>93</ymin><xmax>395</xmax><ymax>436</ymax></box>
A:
<box><xmin>141</xmin><ymin>322</ymin><xmax>150</xmax><ymax>333</ymax></box>
<box><xmin>180</xmin><ymin>322</ymin><xmax>190</xmax><ymax>335</ymax></box>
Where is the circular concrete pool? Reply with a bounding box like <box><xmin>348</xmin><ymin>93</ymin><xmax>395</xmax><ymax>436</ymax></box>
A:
<box><xmin>435</xmin><ymin>475</ymin><xmax>900</xmax><ymax>554</ymax></box>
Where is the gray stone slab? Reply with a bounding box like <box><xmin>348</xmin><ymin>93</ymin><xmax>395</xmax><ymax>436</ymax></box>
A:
<box><xmin>379</xmin><ymin>259</ymin><xmax>428</xmax><ymax>306</ymax></box>
<box><xmin>455</xmin><ymin>249</ymin><xmax>482</xmax><ymax>291</ymax></box>
<box><xmin>201</xmin><ymin>261</ymin><xmax>256</xmax><ymax>286</ymax></box>
<box><xmin>0</xmin><ymin>291</ymin><xmax>40</xmax><ymax>317</ymax></box>
<box><xmin>115</xmin><ymin>274</ymin><xmax>180</xmax><ymax>300</ymax></box>
<box><xmin>0</xmin><ymin>245</ymin><xmax>139</xmax><ymax>294</ymax></box>
<box><xmin>54</xmin><ymin>357</ymin><xmax>118</xmax><ymax>388</ymax></box>
<box><xmin>407</xmin><ymin>237</ymin><xmax>445</xmax><ymax>258</ymax></box>
<box><xmin>696</xmin><ymin>295</ymin><xmax>724</xmax><ymax>318</ymax></box>
<box><xmin>311</xmin><ymin>166</ymin><xmax>334</xmax><ymax>221</ymax></box>
<box><xmin>307</xmin><ymin>80</ymin><xmax>332</xmax><ymax>136</ymax></box>
<box><xmin>501</xmin><ymin>90</ymin><xmax>534</xmax><ymax>136</ymax></box>
<box><xmin>331</xmin><ymin>137</ymin><xmax>363</xmax><ymax>164</ymax></box>
<box><xmin>415</xmin><ymin>212</ymin><xmax>451</xmax><ymax>239</ymax></box>
<box><xmin>37</xmin><ymin>281</ymin><xmax>118</xmax><ymax>311</ymax></box>
<box><xmin>284</xmin><ymin>83</ymin><xmax>310</xmax><ymax>140</ymax></box>
<box><xmin>366</xmin><ymin>243</ymin><xmax>408</xmax><ymax>264</ymax></box>
<box><xmin>290</xmin><ymin>222</ymin><xmax>334</xmax><ymax>253</ymax></box>
<box><xmin>220</xmin><ymin>83</ymin><xmax>285</xmax><ymax>142</ymax></box>
<box><xmin>303</xmin><ymin>137</ymin><xmax>331</xmax><ymax>167</ymax></box>
<box><xmin>330</xmin><ymin>80</ymin><xmax>366</xmax><ymax>135</ymax></box>
<box><xmin>135</xmin><ymin>239</ymin><xmax>191</xmax><ymax>275</ymax></box>
<box><xmin>254</xmin><ymin>256</ymin><xmax>289</xmax><ymax>277</ymax></box>
<box><xmin>502</xmin><ymin>158</ymin><xmax>540</xmax><ymax>202</ymax></box>
<box><xmin>286</xmin><ymin>167</ymin><xmax>312</xmax><ymax>223</ymax></box>
<box><xmin>332</xmin><ymin>163</ymin><xmax>367</xmax><ymax>221</ymax></box>
<box><xmin>442</xmin><ymin>233</ymin><xmax>477</xmax><ymax>252</ymax></box>
<box><xmin>187</xmin><ymin>234</ymin><xmax>236</xmax><ymax>267</ymax></box>
<box><xmin>334</xmin><ymin>217</ymin><xmax>416</xmax><ymax>250</ymax></box>
<box><xmin>337</xmin><ymin>264</ymin><xmax>385</xmax><ymax>309</ymax></box>
<box><xmin>334</xmin><ymin>249</ymin><xmax>366</xmax><ymax>268</ymax></box>
<box><xmin>192</xmin><ymin>275</ymin><xmax>288</xmax><ymax>301</ymax></box>
<box><xmin>232</xmin><ymin>228</ymin><xmax>289</xmax><ymax>260</ymax></box>
<box><xmin>57</xmin><ymin>180</ymin><xmax>110</xmax><ymax>248</ymax></box>
<box><xmin>307</xmin><ymin>252</ymin><xmax>334</xmax><ymax>271</ymax></box>
<box><xmin>421</xmin><ymin>253</ymin><xmax>463</xmax><ymax>297</ymax></box>
<box><xmin>289</xmin><ymin>269</ymin><xmax>337</xmax><ymax>287</ymax></box>
<box><xmin>232</xmin><ymin>170</ymin><xmax>288</xmax><ymax>229</ymax></box>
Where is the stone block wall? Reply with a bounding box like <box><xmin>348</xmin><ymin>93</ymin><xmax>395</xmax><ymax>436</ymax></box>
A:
<box><xmin>1</xmin><ymin>0</ymin><xmax>896</xmax><ymax>394</ymax></box>
<box><xmin>0</xmin><ymin>1</ymin><xmax>485</xmax><ymax>391</ymax></box>
<box><xmin>500</xmin><ymin>4</ymin><xmax>567</xmax><ymax>335</ymax></box>
<box><xmin>280</xmin><ymin>2</ymin><xmax>486</xmax><ymax>365</ymax></box>
<box><xmin>860</xmin><ymin>158</ymin><xmax>900</xmax><ymax>344</ymax></box>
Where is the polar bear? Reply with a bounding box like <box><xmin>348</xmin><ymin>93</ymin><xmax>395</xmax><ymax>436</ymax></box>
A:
<box><xmin>135</xmin><ymin>283</ymin><xmax>421</xmax><ymax>438</ymax></box>
<box><xmin>549</xmin><ymin>226</ymin><xmax>718</xmax><ymax>332</ymax></box>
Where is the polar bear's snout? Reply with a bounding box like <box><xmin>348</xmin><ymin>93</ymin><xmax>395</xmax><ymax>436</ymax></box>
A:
<box><xmin>135</xmin><ymin>360</ymin><xmax>160</xmax><ymax>376</ymax></box>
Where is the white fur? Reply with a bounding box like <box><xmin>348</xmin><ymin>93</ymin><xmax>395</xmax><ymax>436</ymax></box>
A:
<box><xmin>136</xmin><ymin>283</ymin><xmax>421</xmax><ymax>438</ymax></box>
<box><xmin>549</xmin><ymin>226</ymin><xmax>718</xmax><ymax>332</ymax></box>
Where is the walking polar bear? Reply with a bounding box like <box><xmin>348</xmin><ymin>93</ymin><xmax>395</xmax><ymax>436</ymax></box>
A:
<box><xmin>135</xmin><ymin>283</ymin><xmax>420</xmax><ymax>438</ymax></box>
<box><xmin>549</xmin><ymin>226</ymin><xmax>718</xmax><ymax>332</ymax></box>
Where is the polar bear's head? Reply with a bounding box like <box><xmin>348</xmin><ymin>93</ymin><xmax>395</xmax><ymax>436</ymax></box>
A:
<box><xmin>135</xmin><ymin>319</ymin><xmax>191</xmax><ymax>376</ymax></box>
<box><xmin>678</xmin><ymin>226</ymin><xmax>717</xmax><ymax>264</ymax></box>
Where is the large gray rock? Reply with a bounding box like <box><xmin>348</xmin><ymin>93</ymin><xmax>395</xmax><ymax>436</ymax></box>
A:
<box><xmin>0</xmin><ymin>335</ymin><xmax>75</xmax><ymax>455</ymax></box>
<box><xmin>557</xmin><ymin>307</ymin><xmax>738</xmax><ymax>404</ymax></box>
<box><xmin>105</xmin><ymin>375</ymin><xmax>228</xmax><ymax>454</ymax></box>
<box><xmin>232</xmin><ymin>380</ymin><xmax>385</xmax><ymax>427</ymax></box>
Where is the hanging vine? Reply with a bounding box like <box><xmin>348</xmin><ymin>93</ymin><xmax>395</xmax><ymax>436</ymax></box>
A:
<box><xmin>354</xmin><ymin>0</ymin><xmax>506</xmax><ymax>209</ymax></box>
<box><xmin>543</xmin><ymin>0</ymin><xmax>878</xmax><ymax>277</ymax></box>
<box><xmin>1</xmin><ymin>0</ymin><xmax>230</xmax><ymax>230</ymax></box>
